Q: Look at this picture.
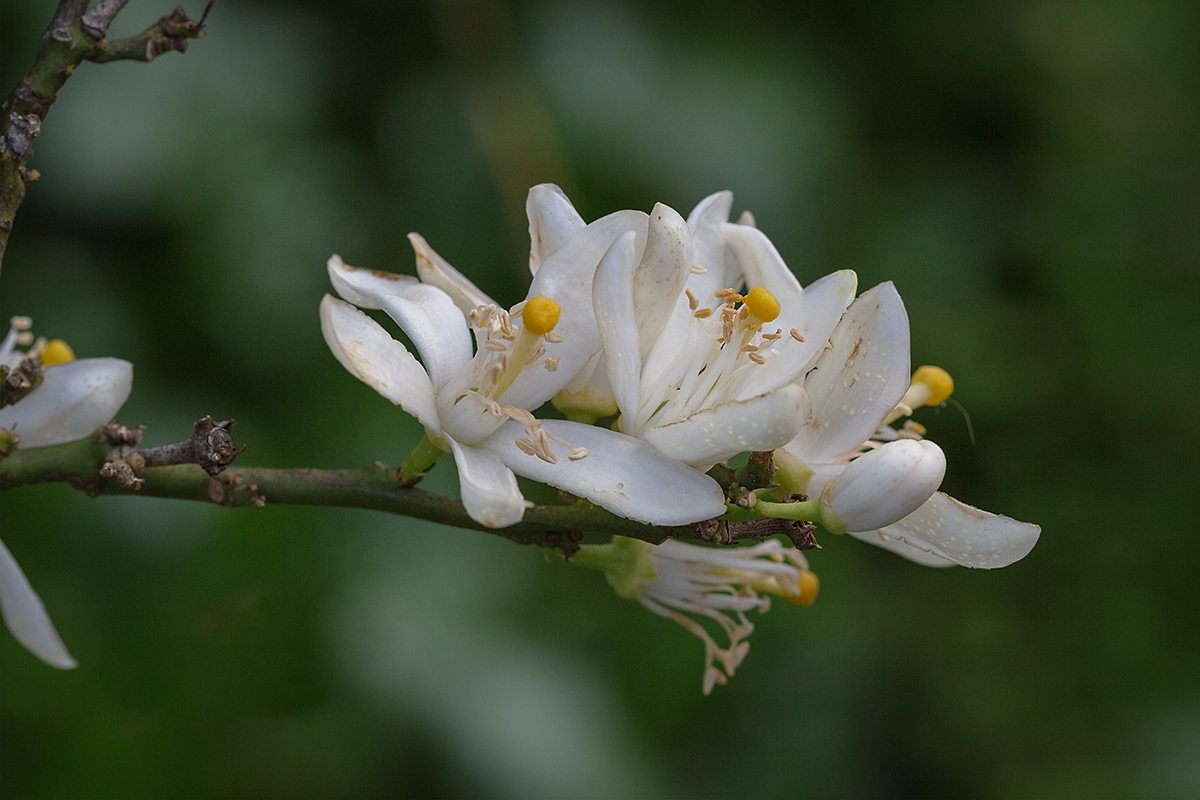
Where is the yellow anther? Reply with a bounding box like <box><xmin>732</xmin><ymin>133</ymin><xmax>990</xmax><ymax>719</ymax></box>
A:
<box><xmin>783</xmin><ymin>569</ymin><xmax>820</xmax><ymax>607</ymax></box>
<box><xmin>41</xmin><ymin>339</ymin><xmax>75</xmax><ymax>365</ymax></box>
<box><xmin>912</xmin><ymin>365</ymin><xmax>954</xmax><ymax>406</ymax></box>
<box><xmin>522</xmin><ymin>295</ymin><xmax>560</xmax><ymax>335</ymax></box>
<box><xmin>743</xmin><ymin>285</ymin><xmax>780</xmax><ymax>323</ymax></box>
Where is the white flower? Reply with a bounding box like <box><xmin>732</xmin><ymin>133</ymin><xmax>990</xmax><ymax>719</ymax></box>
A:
<box><xmin>773</xmin><ymin>282</ymin><xmax>1040</xmax><ymax>568</ymax></box>
<box><xmin>589</xmin><ymin>192</ymin><xmax>858</xmax><ymax>471</ymax></box>
<box><xmin>0</xmin><ymin>316</ymin><xmax>133</xmax><ymax>669</ymax></box>
<box><xmin>321</xmin><ymin>187</ymin><xmax>727</xmax><ymax>528</ymax></box>
<box><xmin>568</xmin><ymin>535</ymin><xmax>818</xmax><ymax>695</ymax></box>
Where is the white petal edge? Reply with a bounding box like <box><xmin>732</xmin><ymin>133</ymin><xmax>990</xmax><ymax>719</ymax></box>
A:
<box><xmin>0</xmin><ymin>357</ymin><xmax>132</xmax><ymax>448</ymax></box>
<box><xmin>785</xmin><ymin>282</ymin><xmax>912</xmax><ymax>463</ymax></box>
<box><xmin>446</xmin><ymin>435</ymin><xmax>530</xmax><ymax>528</ymax></box>
<box><xmin>851</xmin><ymin>491</ymin><xmax>1041</xmax><ymax>569</ymax></box>
<box><xmin>686</xmin><ymin>190</ymin><xmax>736</xmax><ymax>300</ymax></box>
<box><xmin>0</xmin><ymin>539</ymin><xmax>77</xmax><ymax>669</ymax></box>
<box><xmin>722</xmin><ymin>222</ymin><xmax>803</xmax><ymax>302</ymax></box>
<box><xmin>327</xmin><ymin>255</ymin><xmax>473</xmax><ymax>391</ymax></box>
<box><xmin>319</xmin><ymin>295</ymin><xmax>441</xmax><ymax>435</ymax></box>
<box><xmin>479</xmin><ymin>419</ymin><xmax>727</xmax><ymax>525</ymax></box>
<box><xmin>408</xmin><ymin>233</ymin><xmax>495</xmax><ymax>316</ymax></box>
<box><xmin>640</xmin><ymin>384</ymin><xmax>810</xmax><ymax>471</ymax></box>
<box><xmin>527</xmin><ymin>183</ymin><xmax>585</xmax><ymax>275</ymax></box>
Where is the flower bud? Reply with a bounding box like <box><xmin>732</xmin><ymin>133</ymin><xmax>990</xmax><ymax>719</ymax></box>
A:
<box><xmin>819</xmin><ymin>439</ymin><xmax>946</xmax><ymax>533</ymax></box>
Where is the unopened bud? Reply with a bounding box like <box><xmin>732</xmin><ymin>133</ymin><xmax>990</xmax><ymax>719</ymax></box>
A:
<box><xmin>819</xmin><ymin>439</ymin><xmax>945</xmax><ymax>533</ymax></box>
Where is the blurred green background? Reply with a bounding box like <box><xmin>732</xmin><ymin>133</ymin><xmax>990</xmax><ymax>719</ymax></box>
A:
<box><xmin>2</xmin><ymin>0</ymin><xmax>1198</xmax><ymax>797</ymax></box>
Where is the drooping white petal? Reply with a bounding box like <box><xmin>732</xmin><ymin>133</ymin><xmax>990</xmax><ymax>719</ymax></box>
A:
<box><xmin>319</xmin><ymin>295</ymin><xmax>441</xmax><ymax>435</ymax></box>
<box><xmin>0</xmin><ymin>539</ymin><xmax>76</xmax><ymax>669</ymax></box>
<box><xmin>686</xmin><ymin>190</ymin><xmax>736</xmax><ymax>300</ymax></box>
<box><xmin>640</xmin><ymin>384</ymin><xmax>810</xmax><ymax>470</ymax></box>
<box><xmin>479</xmin><ymin>419</ymin><xmax>727</xmax><ymax>525</ymax></box>
<box><xmin>327</xmin><ymin>256</ymin><xmax>473</xmax><ymax>391</ymax></box>
<box><xmin>722</xmin><ymin>222</ymin><xmax>803</xmax><ymax>303</ymax></box>
<box><xmin>501</xmin><ymin>209</ymin><xmax>648</xmax><ymax>409</ymax></box>
<box><xmin>847</xmin><ymin>526</ymin><xmax>957</xmax><ymax>567</ymax></box>
<box><xmin>325</xmin><ymin>254</ymin><xmax>418</xmax><ymax>308</ymax></box>
<box><xmin>785</xmin><ymin>282</ymin><xmax>912</xmax><ymax>463</ymax></box>
<box><xmin>632</xmin><ymin>204</ymin><xmax>693</xmax><ymax>357</ymax></box>
<box><xmin>527</xmin><ymin>183</ymin><xmax>585</xmax><ymax>275</ymax></box>
<box><xmin>821</xmin><ymin>439</ymin><xmax>946</xmax><ymax>533</ymax></box>
<box><xmin>851</xmin><ymin>492</ymin><xmax>1041</xmax><ymax>569</ymax></box>
<box><xmin>446</xmin><ymin>435</ymin><xmax>529</xmax><ymax>528</ymax></box>
<box><xmin>592</xmin><ymin>231</ymin><xmax>642</xmax><ymax>424</ymax></box>
<box><xmin>735</xmin><ymin>269</ymin><xmax>858</xmax><ymax>401</ymax></box>
<box><xmin>0</xmin><ymin>358</ymin><xmax>132</xmax><ymax>448</ymax></box>
<box><xmin>408</xmin><ymin>233</ymin><xmax>495</xmax><ymax>315</ymax></box>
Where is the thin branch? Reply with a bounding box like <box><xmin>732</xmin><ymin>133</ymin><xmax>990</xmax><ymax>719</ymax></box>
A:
<box><xmin>0</xmin><ymin>1</ymin><xmax>211</xmax><ymax>265</ymax></box>
<box><xmin>0</xmin><ymin>434</ymin><xmax>705</xmax><ymax>548</ymax></box>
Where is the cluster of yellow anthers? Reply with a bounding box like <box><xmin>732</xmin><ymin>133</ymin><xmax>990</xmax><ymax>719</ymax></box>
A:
<box><xmin>468</xmin><ymin>295</ymin><xmax>564</xmax><ymax>399</ymax></box>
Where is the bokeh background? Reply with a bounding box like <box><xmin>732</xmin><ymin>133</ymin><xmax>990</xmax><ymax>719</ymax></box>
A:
<box><xmin>3</xmin><ymin>0</ymin><xmax>1198</xmax><ymax>797</ymax></box>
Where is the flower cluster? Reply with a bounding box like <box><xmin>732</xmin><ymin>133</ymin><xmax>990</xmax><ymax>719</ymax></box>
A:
<box><xmin>1</xmin><ymin>317</ymin><xmax>133</xmax><ymax>669</ymax></box>
<box><xmin>321</xmin><ymin>185</ymin><xmax>1041</xmax><ymax>693</ymax></box>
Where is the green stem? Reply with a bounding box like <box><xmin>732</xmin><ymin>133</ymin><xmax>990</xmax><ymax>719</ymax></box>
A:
<box><xmin>1</xmin><ymin>435</ymin><xmax>705</xmax><ymax>548</ymax></box>
<box><xmin>398</xmin><ymin>432</ymin><xmax>443</xmax><ymax>487</ymax></box>
<box><xmin>754</xmin><ymin>498</ymin><xmax>823</xmax><ymax>523</ymax></box>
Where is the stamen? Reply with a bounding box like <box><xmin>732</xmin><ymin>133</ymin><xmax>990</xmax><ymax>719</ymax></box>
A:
<box><xmin>685</xmin><ymin>289</ymin><xmax>698</xmax><ymax>311</ymax></box>
<box><xmin>515</xmin><ymin>437</ymin><xmax>537</xmax><ymax>456</ymax></box>
<box><xmin>568</xmin><ymin>447</ymin><xmax>587</xmax><ymax>461</ymax></box>
<box><xmin>544</xmin><ymin>331</ymin><xmax>564</xmax><ymax>344</ymax></box>
<box><xmin>11</xmin><ymin>316</ymin><xmax>32</xmax><ymax>331</ymax></box>
<box><xmin>483</xmin><ymin>339</ymin><xmax>508</xmax><ymax>352</ymax></box>
<box><xmin>790</xmin><ymin>328</ymin><xmax>805</xmax><ymax>342</ymax></box>
<box><xmin>747</xmin><ymin>352</ymin><xmax>766</xmax><ymax>365</ymax></box>
<box><xmin>741</xmin><ymin>344</ymin><xmax>759</xmax><ymax>353</ymax></box>
<box><xmin>693</xmin><ymin>308</ymin><xmax>712</xmax><ymax>319</ymax></box>
<box><xmin>714</xmin><ymin>289</ymin><xmax>734</xmax><ymax>299</ymax></box>
<box><xmin>690</xmin><ymin>264</ymin><xmax>707</xmax><ymax>274</ymax></box>
<box><xmin>15</xmin><ymin>332</ymin><xmax>33</xmax><ymax>346</ymax></box>
<box><xmin>543</xmin><ymin>357</ymin><xmax>559</xmax><ymax>372</ymax></box>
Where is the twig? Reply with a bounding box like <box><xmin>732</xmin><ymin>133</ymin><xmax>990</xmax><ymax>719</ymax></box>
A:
<box><xmin>0</xmin><ymin>1</ymin><xmax>211</xmax><ymax>264</ymax></box>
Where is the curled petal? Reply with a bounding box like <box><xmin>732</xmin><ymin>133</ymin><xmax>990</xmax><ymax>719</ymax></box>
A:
<box><xmin>328</xmin><ymin>255</ymin><xmax>473</xmax><ymax>391</ymax></box>
<box><xmin>446</xmin><ymin>435</ymin><xmax>530</xmax><ymax>528</ymax></box>
<box><xmin>723</xmin><ymin>222</ymin><xmax>803</xmax><ymax>303</ymax></box>
<box><xmin>480</xmin><ymin>419</ymin><xmax>727</xmax><ymax>525</ymax></box>
<box><xmin>786</xmin><ymin>282</ymin><xmax>911</xmax><ymax>463</ymax></box>
<box><xmin>641</xmin><ymin>384</ymin><xmax>810</xmax><ymax>471</ymax></box>
<box><xmin>527</xmin><ymin>183</ymin><xmax>585</xmax><ymax>275</ymax></box>
<box><xmin>408</xmin><ymin>233</ymin><xmax>495</xmax><ymax>315</ymax></box>
<box><xmin>633</xmin><ymin>203</ymin><xmax>693</xmax><ymax>357</ymax></box>
<box><xmin>319</xmin><ymin>295</ymin><xmax>441</xmax><ymax>435</ymax></box>
<box><xmin>593</xmin><ymin>231</ymin><xmax>642</xmax><ymax>424</ymax></box>
<box><xmin>0</xmin><ymin>539</ymin><xmax>76</xmax><ymax>669</ymax></box>
<box><xmin>0</xmin><ymin>358</ymin><xmax>132</xmax><ymax>448</ymax></box>
<box><xmin>686</xmin><ymin>190</ymin><xmax>737</xmax><ymax>299</ymax></box>
<box><xmin>851</xmin><ymin>492</ymin><xmax>1041</xmax><ymax>569</ymax></box>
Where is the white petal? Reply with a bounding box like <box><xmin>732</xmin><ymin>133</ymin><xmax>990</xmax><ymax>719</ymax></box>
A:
<box><xmin>479</xmin><ymin>420</ymin><xmax>727</xmax><ymax>525</ymax></box>
<box><xmin>847</xmin><ymin>526</ymin><xmax>957</xmax><ymax>567</ymax></box>
<box><xmin>735</xmin><ymin>269</ymin><xmax>859</xmax><ymax>400</ymax></box>
<box><xmin>527</xmin><ymin>183</ymin><xmax>585</xmax><ymax>275</ymax></box>
<box><xmin>501</xmin><ymin>209</ymin><xmax>648</xmax><ymax>408</ymax></box>
<box><xmin>0</xmin><ymin>539</ymin><xmax>76</xmax><ymax>669</ymax></box>
<box><xmin>632</xmin><ymin>203</ymin><xmax>692</xmax><ymax>357</ymax></box>
<box><xmin>821</xmin><ymin>439</ymin><xmax>946</xmax><ymax>533</ymax></box>
<box><xmin>785</xmin><ymin>282</ymin><xmax>911</xmax><ymax>463</ymax></box>
<box><xmin>319</xmin><ymin>295</ymin><xmax>441</xmax><ymax>435</ymax></box>
<box><xmin>722</xmin><ymin>222</ymin><xmax>803</xmax><ymax>302</ymax></box>
<box><xmin>641</xmin><ymin>384</ymin><xmax>810</xmax><ymax>470</ymax></box>
<box><xmin>408</xmin><ymin>233</ymin><xmax>495</xmax><ymax>315</ymax></box>
<box><xmin>327</xmin><ymin>256</ymin><xmax>473</xmax><ymax>391</ymax></box>
<box><xmin>325</xmin><ymin>254</ymin><xmax>418</xmax><ymax>309</ymax></box>
<box><xmin>853</xmin><ymin>492</ymin><xmax>1041</xmax><ymax>569</ymax></box>
<box><xmin>592</xmin><ymin>231</ymin><xmax>642</xmax><ymax>424</ymax></box>
<box><xmin>0</xmin><ymin>358</ymin><xmax>132</xmax><ymax>448</ymax></box>
<box><xmin>686</xmin><ymin>190</ymin><xmax>736</xmax><ymax>299</ymax></box>
<box><xmin>446</xmin><ymin>435</ymin><xmax>529</xmax><ymax>528</ymax></box>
